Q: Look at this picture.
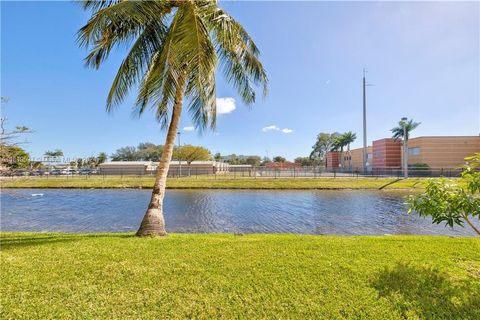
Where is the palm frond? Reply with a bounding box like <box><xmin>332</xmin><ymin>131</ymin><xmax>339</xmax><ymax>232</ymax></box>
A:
<box><xmin>391</xmin><ymin>119</ymin><xmax>421</xmax><ymax>141</ymax></box>
<box><xmin>135</xmin><ymin>4</ymin><xmax>185</xmax><ymax>120</ymax></box>
<box><xmin>78</xmin><ymin>1</ymin><xmax>171</xmax><ymax>69</ymax></box>
<box><xmin>107</xmin><ymin>21</ymin><xmax>166</xmax><ymax>110</ymax></box>
<box><xmin>80</xmin><ymin>0</ymin><xmax>122</xmax><ymax>12</ymax></box>
<box><xmin>80</xmin><ymin>0</ymin><xmax>268</xmax><ymax>132</ymax></box>
<box><xmin>181</xmin><ymin>1</ymin><xmax>217</xmax><ymax>131</ymax></box>
<box><xmin>203</xmin><ymin>5</ymin><xmax>267</xmax><ymax>104</ymax></box>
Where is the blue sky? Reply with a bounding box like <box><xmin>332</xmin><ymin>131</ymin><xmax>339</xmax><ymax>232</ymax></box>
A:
<box><xmin>2</xmin><ymin>1</ymin><xmax>479</xmax><ymax>161</ymax></box>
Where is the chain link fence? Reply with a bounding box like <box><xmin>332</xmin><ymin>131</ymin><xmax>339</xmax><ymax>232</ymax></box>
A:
<box><xmin>2</xmin><ymin>165</ymin><xmax>467</xmax><ymax>179</ymax></box>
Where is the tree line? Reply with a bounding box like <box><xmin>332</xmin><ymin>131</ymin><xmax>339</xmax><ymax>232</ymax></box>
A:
<box><xmin>111</xmin><ymin>143</ymin><xmax>211</xmax><ymax>164</ymax></box>
<box><xmin>309</xmin><ymin>117</ymin><xmax>420</xmax><ymax>167</ymax></box>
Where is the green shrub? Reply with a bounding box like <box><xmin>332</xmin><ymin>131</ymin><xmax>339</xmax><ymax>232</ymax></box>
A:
<box><xmin>407</xmin><ymin>154</ymin><xmax>480</xmax><ymax>235</ymax></box>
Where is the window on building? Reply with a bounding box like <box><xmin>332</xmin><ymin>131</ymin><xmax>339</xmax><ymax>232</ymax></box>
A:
<box><xmin>408</xmin><ymin>147</ymin><xmax>421</xmax><ymax>156</ymax></box>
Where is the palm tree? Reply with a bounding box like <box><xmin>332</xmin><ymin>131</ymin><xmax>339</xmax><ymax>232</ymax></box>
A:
<box><xmin>331</xmin><ymin>135</ymin><xmax>348</xmax><ymax>169</ymax></box>
<box><xmin>78</xmin><ymin>0</ymin><xmax>267</xmax><ymax>236</ymax></box>
<box><xmin>341</xmin><ymin>131</ymin><xmax>356</xmax><ymax>169</ymax></box>
<box><xmin>391</xmin><ymin>119</ymin><xmax>420</xmax><ymax>142</ymax></box>
<box><xmin>330</xmin><ymin>137</ymin><xmax>345</xmax><ymax>153</ymax></box>
<box><xmin>391</xmin><ymin>118</ymin><xmax>420</xmax><ymax>175</ymax></box>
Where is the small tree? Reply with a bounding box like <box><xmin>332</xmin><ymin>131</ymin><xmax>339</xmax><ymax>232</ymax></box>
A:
<box><xmin>245</xmin><ymin>156</ymin><xmax>261</xmax><ymax>166</ymax></box>
<box><xmin>261</xmin><ymin>157</ymin><xmax>272</xmax><ymax>166</ymax></box>
<box><xmin>294</xmin><ymin>156</ymin><xmax>321</xmax><ymax>166</ymax></box>
<box><xmin>1</xmin><ymin>146</ymin><xmax>30</xmax><ymax>169</ymax></box>
<box><xmin>97</xmin><ymin>152</ymin><xmax>108</xmax><ymax>165</ymax></box>
<box><xmin>406</xmin><ymin>153</ymin><xmax>480</xmax><ymax>236</ymax></box>
<box><xmin>44</xmin><ymin>149</ymin><xmax>64</xmax><ymax>158</ymax></box>
<box><xmin>111</xmin><ymin>146</ymin><xmax>138</xmax><ymax>161</ymax></box>
<box><xmin>172</xmin><ymin>145</ymin><xmax>211</xmax><ymax>165</ymax></box>
<box><xmin>137</xmin><ymin>143</ymin><xmax>163</xmax><ymax>161</ymax></box>
<box><xmin>310</xmin><ymin>132</ymin><xmax>340</xmax><ymax>164</ymax></box>
<box><xmin>1</xmin><ymin>97</ymin><xmax>32</xmax><ymax>166</ymax></box>
<box><xmin>273</xmin><ymin>156</ymin><xmax>286</xmax><ymax>163</ymax></box>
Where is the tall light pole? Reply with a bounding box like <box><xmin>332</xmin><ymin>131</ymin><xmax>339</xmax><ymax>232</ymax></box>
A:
<box><xmin>401</xmin><ymin>117</ymin><xmax>408</xmax><ymax>178</ymax></box>
<box><xmin>362</xmin><ymin>69</ymin><xmax>368</xmax><ymax>174</ymax></box>
<box><xmin>177</xmin><ymin>131</ymin><xmax>181</xmax><ymax>177</ymax></box>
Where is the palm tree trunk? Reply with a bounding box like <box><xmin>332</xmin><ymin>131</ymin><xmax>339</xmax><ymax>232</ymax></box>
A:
<box><xmin>340</xmin><ymin>147</ymin><xmax>344</xmax><ymax>171</ymax></box>
<box><xmin>136</xmin><ymin>77</ymin><xmax>186</xmax><ymax>237</ymax></box>
<box><xmin>348</xmin><ymin>144</ymin><xmax>351</xmax><ymax>171</ymax></box>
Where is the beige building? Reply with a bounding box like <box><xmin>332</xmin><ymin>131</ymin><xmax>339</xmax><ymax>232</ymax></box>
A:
<box><xmin>99</xmin><ymin>161</ymin><xmax>229</xmax><ymax>175</ymax></box>
<box><xmin>98</xmin><ymin>161</ymin><xmax>156</xmax><ymax>175</ymax></box>
<box><xmin>406</xmin><ymin>136</ymin><xmax>479</xmax><ymax>168</ymax></box>
<box><xmin>341</xmin><ymin>146</ymin><xmax>372</xmax><ymax>169</ymax></box>
<box><xmin>165</xmin><ymin>161</ymin><xmax>229</xmax><ymax>175</ymax></box>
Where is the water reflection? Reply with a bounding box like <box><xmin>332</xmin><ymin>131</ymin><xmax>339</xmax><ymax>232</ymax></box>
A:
<box><xmin>0</xmin><ymin>189</ymin><xmax>476</xmax><ymax>236</ymax></box>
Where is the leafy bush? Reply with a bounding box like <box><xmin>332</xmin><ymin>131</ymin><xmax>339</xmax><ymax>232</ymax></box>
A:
<box><xmin>406</xmin><ymin>153</ymin><xmax>480</xmax><ymax>235</ymax></box>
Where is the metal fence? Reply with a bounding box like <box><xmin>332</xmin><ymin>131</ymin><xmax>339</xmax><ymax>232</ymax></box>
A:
<box><xmin>3</xmin><ymin>165</ymin><xmax>468</xmax><ymax>179</ymax></box>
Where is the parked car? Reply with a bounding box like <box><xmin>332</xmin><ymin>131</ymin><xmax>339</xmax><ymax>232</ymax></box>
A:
<box><xmin>11</xmin><ymin>170</ymin><xmax>29</xmax><ymax>176</ymax></box>
<box><xmin>0</xmin><ymin>171</ymin><xmax>13</xmax><ymax>177</ymax></box>
<box><xmin>79</xmin><ymin>169</ymin><xmax>92</xmax><ymax>175</ymax></box>
<box><xmin>50</xmin><ymin>169</ymin><xmax>62</xmax><ymax>175</ymax></box>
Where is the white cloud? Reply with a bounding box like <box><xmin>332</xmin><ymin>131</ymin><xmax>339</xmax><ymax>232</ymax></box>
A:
<box><xmin>262</xmin><ymin>125</ymin><xmax>294</xmax><ymax>133</ymax></box>
<box><xmin>262</xmin><ymin>125</ymin><xmax>280</xmax><ymax>132</ymax></box>
<box><xmin>183</xmin><ymin>126</ymin><xmax>195</xmax><ymax>132</ymax></box>
<box><xmin>216</xmin><ymin>97</ymin><xmax>236</xmax><ymax>114</ymax></box>
<box><xmin>325</xmin><ymin>80</ymin><xmax>331</xmax><ymax>85</ymax></box>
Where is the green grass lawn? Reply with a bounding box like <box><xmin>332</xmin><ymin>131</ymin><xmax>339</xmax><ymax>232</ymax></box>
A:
<box><xmin>1</xmin><ymin>233</ymin><xmax>479</xmax><ymax>319</ymax></box>
<box><xmin>1</xmin><ymin>176</ymin><xmax>437</xmax><ymax>190</ymax></box>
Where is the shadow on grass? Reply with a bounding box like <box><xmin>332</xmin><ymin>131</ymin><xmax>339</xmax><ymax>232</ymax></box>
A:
<box><xmin>378</xmin><ymin>178</ymin><xmax>402</xmax><ymax>190</ymax></box>
<box><xmin>372</xmin><ymin>263</ymin><xmax>480</xmax><ymax>319</ymax></box>
<box><xmin>0</xmin><ymin>233</ymin><xmax>134</xmax><ymax>250</ymax></box>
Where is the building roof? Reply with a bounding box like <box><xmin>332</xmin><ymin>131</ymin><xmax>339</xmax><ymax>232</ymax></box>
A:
<box><xmin>408</xmin><ymin>135</ymin><xmax>480</xmax><ymax>140</ymax></box>
<box><xmin>161</xmin><ymin>161</ymin><xmax>224</xmax><ymax>166</ymax></box>
<box><xmin>100</xmin><ymin>161</ymin><xmax>227</xmax><ymax>167</ymax></box>
<box><xmin>99</xmin><ymin>161</ymin><xmax>152</xmax><ymax>166</ymax></box>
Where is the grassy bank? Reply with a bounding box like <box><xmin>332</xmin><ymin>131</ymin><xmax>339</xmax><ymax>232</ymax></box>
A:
<box><xmin>0</xmin><ymin>176</ymin><xmax>435</xmax><ymax>189</ymax></box>
<box><xmin>1</xmin><ymin>233</ymin><xmax>479</xmax><ymax>319</ymax></box>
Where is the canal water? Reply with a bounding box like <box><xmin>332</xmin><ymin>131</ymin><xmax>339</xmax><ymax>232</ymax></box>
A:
<box><xmin>0</xmin><ymin>189</ymin><xmax>476</xmax><ymax>236</ymax></box>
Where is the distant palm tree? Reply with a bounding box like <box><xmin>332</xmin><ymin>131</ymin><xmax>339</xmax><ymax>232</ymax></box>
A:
<box><xmin>391</xmin><ymin>118</ymin><xmax>420</xmax><ymax>174</ymax></box>
<box><xmin>341</xmin><ymin>131</ymin><xmax>356</xmax><ymax>169</ymax></box>
<box><xmin>330</xmin><ymin>135</ymin><xmax>348</xmax><ymax>170</ymax></box>
<box><xmin>391</xmin><ymin>119</ymin><xmax>420</xmax><ymax>142</ymax></box>
<box><xmin>331</xmin><ymin>137</ymin><xmax>345</xmax><ymax>153</ymax></box>
<box><xmin>78</xmin><ymin>0</ymin><xmax>267</xmax><ymax>236</ymax></box>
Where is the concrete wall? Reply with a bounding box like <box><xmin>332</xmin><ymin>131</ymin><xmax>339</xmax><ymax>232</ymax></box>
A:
<box><xmin>326</xmin><ymin>152</ymin><xmax>340</xmax><ymax>169</ymax></box>
<box><xmin>100</xmin><ymin>161</ymin><xmax>229</xmax><ymax>175</ymax></box>
<box><xmin>162</xmin><ymin>161</ymin><xmax>229</xmax><ymax>175</ymax></box>
<box><xmin>406</xmin><ymin>136</ymin><xmax>480</xmax><ymax>168</ymax></box>
<box><xmin>99</xmin><ymin>162</ymin><xmax>149</xmax><ymax>175</ymax></box>
<box><xmin>343</xmin><ymin>146</ymin><xmax>372</xmax><ymax>169</ymax></box>
<box><xmin>372</xmin><ymin>138</ymin><xmax>402</xmax><ymax>168</ymax></box>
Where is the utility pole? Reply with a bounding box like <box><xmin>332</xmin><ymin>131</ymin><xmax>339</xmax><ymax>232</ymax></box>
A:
<box><xmin>362</xmin><ymin>69</ymin><xmax>368</xmax><ymax>174</ymax></box>
<box><xmin>401</xmin><ymin>117</ymin><xmax>408</xmax><ymax>178</ymax></box>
